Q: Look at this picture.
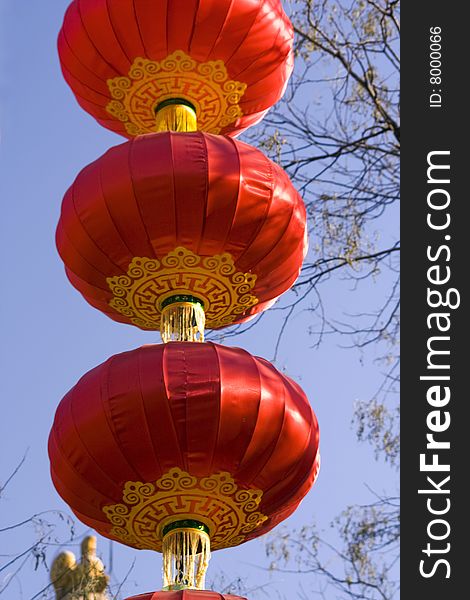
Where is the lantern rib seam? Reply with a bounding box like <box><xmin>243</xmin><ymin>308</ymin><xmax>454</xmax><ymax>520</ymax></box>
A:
<box><xmin>65</xmin><ymin>385</ymin><xmax>128</xmax><ymax>494</ymax></box>
<box><xmin>205</xmin><ymin>135</ymin><xmax>241</xmax><ymax>258</ymax></box>
<box><xmin>75</xmin><ymin>0</ymin><xmax>122</xmax><ymax>76</ymax></box>
<box><xmin>169</xmin><ymin>132</ymin><xmax>179</xmax><ymax>245</ymax></box>
<box><xmin>50</xmin><ymin>430</ymin><xmax>118</xmax><ymax>508</ymax></box>
<box><xmin>105</xmin><ymin>0</ymin><xmax>134</xmax><ymax>64</ymax></box>
<box><xmin>221</xmin><ymin>136</ymin><xmax>270</xmax><ymax>264</ymax></box>
<box><xmin>236</xmin><ymin>352</ymin><xmax>267</xmax><ymax>480</ymax></box>
<box><xmin>219</xmin><ymin>2</ymin><xmax>263</xmax><ymax>71</ymax></box>
<box><xmin>127</xmin><ymin>138</ymin><xmax>156</xmax><ymax>258</ymax></box>
<box><xmin>50</xmin><ymin>460</ymin><xmax>113</xmax><ymax>518</ymax></box>
<box><xmin>86</xmin><ymin>0</ymin><xmax>132</xmax><ymax>69</ymax></box>
<box><xmin>165</xmin><ymin>0</ymin><xmax>171</xmax><ymax>56</ymax></box>
<box><xmin>136</xmin><ymin>347</ymin><xmax>164</xmax><ymax>477</ymax></box>
<box><xmin>186</xmin><ymin>0</ymin><xmax>200</xmax><ymax>57</ymax></box>
<box><xmin>246</xmin><ymin>179</ymin><xmax>299</xmax><ymax>278</ymax></box>
<box><xmin>234</xmin><ymin>143</ymin><xmax>275</xmax><ymax>268</ymax></box>
<box><xmin>70</xmin><ymin>172</ymin><xmax>127</xmax><ymax>275</ymax></box>
<box><xmin>98</xmin><ymin>154</ymin><xmax>137</xmax><ymax>262</ymax></box>
<box><xmin>244</xmin><ymin>361</ymin><xmax>288</xmax><ymax>487</ymax></box>
<box><xmin>130</xmin><ymin>0</ymin><xmax>148</xmax><ymax>58</ymax></box>
<box><xmin>100</xmin><ymin>355</ymin><xmax>147</xmax><ymax>480</ymax></box>
<box><xmin>197</xmin><ymin>131</ymin><xmax>211</xmax><ymax>255</ymax></box>
<box><xmin>58</xmin><ymin>219</ymin><xmax>114</xmax><ymax>289</ymax></box>
<box><xmin>233</xmin><ymin>24</ymin><xmax>285</xmax><ymax>80</ymax></box>
<box><xmin>183</xmin><ymin>345</ymin><xmax>190</xmax><ymax>470</ymax></box>
<box><xmin>66</xmin><ymin>81</ymin><xmax>112</xmax><ymax>111</ymax></box>
<box><xmin>162</xmin><ymin>344</ymin><xmax>187</xmax><ymax>468</ymax></box>
<box><xmin>198</xmin><ymin>0</ymin><xmax>235</xmax><ymax>60</ymax></box>
<box><xmin>60</xmin><ymin>29</ymin><xmax>110</xmax><ymax>95</ymax></box>
<box><xmin>103</xmin><ymin>139</ymin><xmax>154</xmax><ymax>257</ymax></box>
<box><xmin>262</xmin><ymin>419</ymin><xmax>317</xmax><ymax>508</ymax></box>
<box><xmin>208</xmin><ymin>343</ymin><xmax>223</xmax><ymax>475</ymax></box>
<box><xmin>261</xmin><ymin>379</ymin><xmax>319</xmax><ymax>505</ymax></box>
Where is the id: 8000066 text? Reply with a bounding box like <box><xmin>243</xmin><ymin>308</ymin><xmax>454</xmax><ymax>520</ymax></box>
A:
<box><xmin>429</xmin><ymin>26</ymin><xmax>443</xmax><ymax>109</ymax></box>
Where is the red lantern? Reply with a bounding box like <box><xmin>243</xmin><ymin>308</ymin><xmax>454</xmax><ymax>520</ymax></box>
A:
<box><xmin>58</xmin><ymin>0</ymin><xmax>293</xmax><ymax>137</ymax></box>
<box><xmin>49</xmin><ymin>342</ymin><xmax>320</xmax><ymax>561</ymax></box>
<box><xmin>57</xmin><ymin>132</ymin><xmax>307</xmax><ymax>339</ymax></box>
<box><xmin>126</xmin><ymin>593</ymin><xmax>246</xmax><ymax>600</ymax></box>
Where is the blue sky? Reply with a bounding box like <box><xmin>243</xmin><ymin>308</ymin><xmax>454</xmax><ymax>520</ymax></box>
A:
<box><xmin>0</xmin><ymin>2</ymin><xmax>397</xmax><ymax>598</ymax></box>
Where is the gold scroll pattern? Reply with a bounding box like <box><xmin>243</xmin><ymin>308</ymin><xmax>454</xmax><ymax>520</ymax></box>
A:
<box><xmin>107</xmin><ymin>247</ymin><xmax>258</xmax><ymax>330</ymax></box>
<box><xmin>103</xmin><ymin>468</ymin><xmax>268</xmax><ymax>552</ymax></box>
<box><xmin>106</xmin><ymin>51</ymin><xmax>247</xmax><ymax>135</ymax></box>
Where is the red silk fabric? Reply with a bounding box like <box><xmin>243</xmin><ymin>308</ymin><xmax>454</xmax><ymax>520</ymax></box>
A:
<box><xmin>56</xmin><ymin>131</ymin><xmax>307</xmax><ymax>330</ymax></box>
<box><xmin>126</xmin><ymin>593</ymin><xmax>246</xmax><ymax>600</ymax></box>
<box><xmin>58</xmin><ymin>0</ymin><xmax>293</xmax><ymax>137</ymax></box>
<box><xmin>48</xmin><ymin>342</ymin><xmax>320</xmax><ymax>549</ymax></box>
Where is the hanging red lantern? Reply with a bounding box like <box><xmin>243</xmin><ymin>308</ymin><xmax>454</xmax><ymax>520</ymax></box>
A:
<box><xmin>49</xmin><ymin>342</ymin><xmax>320</xmax><ymax>589</ymax></box>
<box><xmin>58</xmin><ymin>0</ymin><xmax>293</xmax><ymax>137</ymax></box>
<box><xmin>57</xmin><ymin>132</ymin><xmax>307</xmax><ymax>340</ymax></box>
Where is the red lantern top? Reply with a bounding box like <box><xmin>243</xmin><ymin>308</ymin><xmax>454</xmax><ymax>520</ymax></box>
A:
<box><xmin>56</xmin><ymin>132</ymin><xmax>307</xmax><ymax>336</ymax></box>
<box><xmin>58</xmin><ymin>0</ymin><xmax>294</xmax><ymax>137</ymax></box>
<box><xmin>126</xmin><ymin>593</ymin><xmax>246</xmax><ymax>600</ymax></box>
<box><xmin>49</xmin><ymin>342</ymin><xmax>320</xmax><ymax>554</ymax></box>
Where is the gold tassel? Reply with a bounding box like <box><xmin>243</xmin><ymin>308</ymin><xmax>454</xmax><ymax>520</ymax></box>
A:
<box><xmin>161</xmin><ymin>301</ymin><xmax>205</xmax><ymax>343</ymax></box>
<box><xmin>162</xmin><ymin>527</ymin><xmax>211</xmax><ymax>590</ymax></box>
<box><xmin>155</xmin><ymin>103</ymin><xmax>198</xmax><ymax>132</ymax></box>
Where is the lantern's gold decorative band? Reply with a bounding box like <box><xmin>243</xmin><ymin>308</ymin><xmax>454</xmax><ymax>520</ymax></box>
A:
<box><xmin>106</xmin><ymin>51</ymin><xmax>247</xmax><ymax>135</ymax></box>
<box><xmin>103</xmin><ymin>468</ymin><xmax>267</xmax><ymax>552</ymax></box>
<box><xmin>107</xmin><ymin>247</ymin><xmax>258</xmax><ymax>331</ymax></box>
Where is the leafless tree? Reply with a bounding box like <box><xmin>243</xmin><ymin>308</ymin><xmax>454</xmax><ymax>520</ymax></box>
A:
<box><xmin>0</xmin><ymin>455</ymin><xmax>77</xmax><ymax>599</ymax></box>
<box><xmin>220</xmin><ymin>2</ymin><xmax>400</xmax><ymax>598</ymax></box>
<box><xmin>221</xmin><ymin>0</ymin><xmax>400</xmax><ymax>380</ymax></box>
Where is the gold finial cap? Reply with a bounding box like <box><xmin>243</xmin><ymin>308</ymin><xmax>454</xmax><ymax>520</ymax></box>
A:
<box><xmin>155</xmin><ymin>98</ymin><xmax>198</xmax><ymax>132</ymax></box>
